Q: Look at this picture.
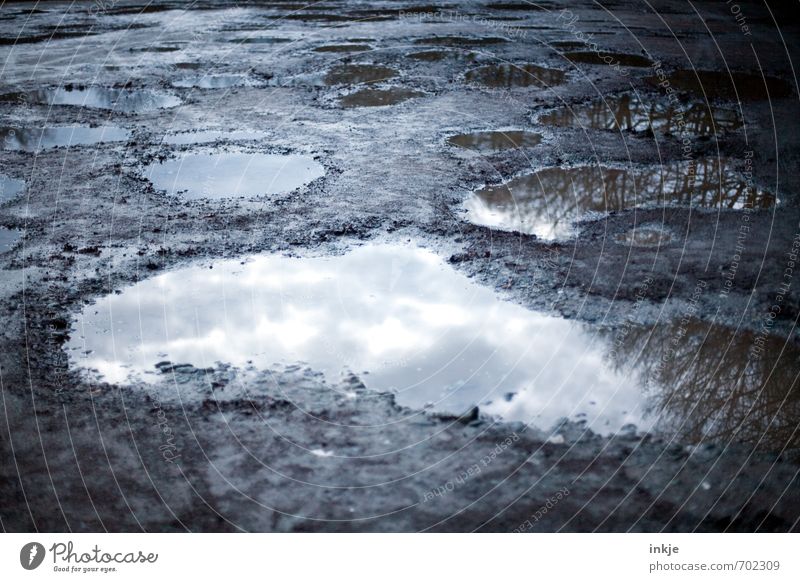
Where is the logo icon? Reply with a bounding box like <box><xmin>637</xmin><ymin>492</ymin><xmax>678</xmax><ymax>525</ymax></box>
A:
<box><xmin>20</xmin><ymin>542</ymin><xmax>45</xmax><ymax>570</ymax></box>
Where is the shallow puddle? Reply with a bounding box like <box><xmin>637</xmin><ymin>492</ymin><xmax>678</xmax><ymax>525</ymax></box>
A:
<box><xmin>564</xmin><ymin>51</ymin><xmax>652</xmax><ymax>67</ymax></box>
<box><xmin>464</xmin><ymin>159</ymin><xmax>774</xmax><ymax>239</ymax></box>
<box><xmin>145</xmin><ymin>152</ymin><xmax>324</xmax><ymax>199</ymax></box>
<box><xmin>648</xmin><ymin>70</ymin><xmax>793</xmax><ymax>101</ymax></box>
<box><xmin>339</xmin><ymin>87</ymin><xmax>424</xmax><ymax>108</ymax></box>
<box><xmin>233</xmin><ymin>37</ymin><xmax>293</xmax><ymax>44</ymax></box>
<box><xmin>313</xmin><ymin>44</ymin><xmax>371</xmax><ymax>53</ymax></box>
<box><xmin>1</xmin><ymin>126</ymin><xmax>130</xmax><ymax>152</ymax></box>
<box><xmin>465</xmin><ymin>63</ymin><xmax>566</xmax><ymax>88</ymax></box>
<box><xmin>537</xmin><ymin>93</ymin><xmax>742</xmax><ymax>135</ymax></box>
<box><xmin>20</xmin><ymin>86</ymin><xmax>181</xmax><ymax>112</ymax></box>
<box><xmin>324</xmin><ymin>64</ymin><xmax>398</xmax><ymax>86</ymax></box>
<box><xmin>0</xmin><ymin>174</ymin><xmax>25</xmax><ymax>203</ymax></box>
<box><xmin>616</xmin><ymin>224</ymin><xmax>674</xmax><ymax>247</ymax></box>
<box><xmin>0</xmin><ymin>227</ymin><xmax>22</xmax><ymax>253</ymax></box>
<box><xmin>171</xmin><ymin>74</ymin><xmax>261</xmax><ymax>89</ymax></box>
<box><xmin>414</xmin><ymin>36</ymin><xmax>508</xmax><ymax>46</ymax></box>
<box><xmin>408</xmin><ymin>49</ymin><xmax>476</xmax><ymax>62</ymax></box>
<box><xmin>162</xmin><ymin>130</ymin><xmax>269</xmax><ymax>145</ymax></box>
<box><xmin>447</xmin><ymin>130</ymin><xmax>542</xmax><ymax>152</ymax></box>
<box><xmin>66</xmin><ymin>244</ymin><xmax>650</xmax><ymax>434</ymax></box>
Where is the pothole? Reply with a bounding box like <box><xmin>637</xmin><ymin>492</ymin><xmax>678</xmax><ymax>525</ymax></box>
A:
<box><xmin>14</xmin><ymin>86</ymin><xmax>181</xmax><ymax>112</ymax></box>
<box><xmin>647</xmin><ymin>70</ymin><xmax>793</xmax><ymax>101</ymax></box>
<box><xmin>0</xmin><ymin>227</ymin><xmax>22</xmax><ymax>253</ymax></box>
<box><xmin>339</xmin><ymin>87</ymin><xmax>424</xmax><ymax>108</ymax></box>
<box><xmin>464</xmin><ymin>159</ymin><xmax>774</xmax><ymax>239</ymax></box>
<box><xmin>407</xmin><ymin>49</ymin><xmax>475</xmax><ymax>61</ymax></box>
<box><xmin>324</xmin><ymin>64</ymin><xmax>398</xmax><ymax>85</ymax></box>
<box><xmin>171</xmin><ymin>74</ymin><xmax>263</xmax><ymax>89</ymax></box>
<box><xmin>447</xmin><ymin>130</ymin><xmax>542</xmax><ymax>152</ymax></box>
<box><xmin>161</xmin><ymin>130</ymin><xmax>269</xmax><ymax>145</ymax></box>
<box><xmin>66</xmin><ymin>243</ymin><xmax>651</xmax><ymax>434</ymax></box>
<box><xmin>537</xmin><ymin>93</ymin><xmax>742</xmax><ymax>134</ymax></box>
<box><xmin>144</xmin><ymin>152</ymin><xmax>324</xmax><ymax>199</ymax></box>
<box><xmin>564</xmin><ymin>51</ymin><xmax>653</xmax><ymax>67</ymax></box>
<box><xmin>465</xmin><ymin>63</ymin><xmax>566</xmax><ymax>88</ymax></box>
<box><xmin>1</xmin><ymin>126</ymin><xmax>130</xmax><ymax>152</ymax></box>
<box><xmin>313</xmin><ymin>44</ymin><xmax>371</xmax><ymax>53</ymax></box>
<box><xmin>0</xmin><ymin>174</ymin><xmax>25</xmax><ymax>203</ymax></box>
<box><xmin>414</xmin><ymin>36</ymin><xmax>508</xmax><ymax>46</ymax></box>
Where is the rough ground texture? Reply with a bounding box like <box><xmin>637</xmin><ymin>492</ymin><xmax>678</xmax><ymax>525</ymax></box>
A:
<box><xmin>1</xmin><ymin>0</ymin><xmax>799</xmax><ymax>532</ymax></box>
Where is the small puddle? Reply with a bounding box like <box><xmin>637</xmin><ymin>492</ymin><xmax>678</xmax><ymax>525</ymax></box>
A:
<box><xmin>465</xmin><ymin>63</ymin><xmax>566</xmax><ymax>88</ymax></box>
<box><xmin>647</xmin><ymin>70</ymin><xmax>793</xmax><ymax>101</ymax></box>
<box><xmin>564</xmin><ymin>51</ymin><xmax>652</xmax><ymax>67</ymax></box>
<box><xmin>65</xmin><ymin>244</ymin><xmax>650</xmax><ymax>434</ymax></box>
<box><xmin>0</xmin><ymin>174</ymin><xmax>25</xmax><ymax>203</ymax></box>
<box><xmin>464</xmin><ymin>159</ymin><xmax>773</xmax><ymax>239</ymax></box>
<box><xmin>145</xmin><ymin>152</ymin><xmax>324</xmax><ymax>199</ymax></box>
<box><xmin>1</xmin><ymin>126</ymin><xmax>130</xmax><ymax>152</ymax></box>
<box><xmin>0</xmin><ymin>227</ymin><xmax>22</xmax><ymax>253</ymax></box>
<box><xmin>19</xmin><ymin>87</ymin><xmax>181</xmax><ymax>112</ymax></box>
<box><xmin>313</xmin><ymin>44</ymin><xmax>371</xmax><ymax>53</ymax></box>
<box><xmin>339</xmin><ymin>87</ymin><xmax>424</xmax><ymax>108</ymax></box>
<box><xmin>171</xmin><ymin>74</ymin><xmax>261</xmax><ymax>89</ymax></box>
<box><xmin>324</xmin><ymin>64</ymin><xmax>398</xmax><ymax>86</ymax></box>
<box><xmin>447</xmin><ymin>130</ymin><xmax>542</xmax><ymax>152</ymax></box>
<box><xmin>537</xmin><ymin>93</ymin><xmax>742</xmax><ymax>134</ymax></box>
<box><xmin>162</xmin><ymin>130</ymin><xmax>269</xmax><ymax>145</ymax></box>
<box><xmin>232</xmin><ymin>37</ymin><xmax>293</xmax><ymax>44</ymax></box>
<box><xmin>414</xmin><ymin>36</ymin><xmax>508</xmax><ymax>46</ymax></box>
<box><xmin>616</xmin><ymin>224</ymin><xmax>674</xmax><ymax>247</ymax></box>
<box><xmin>408</xmin><ymin>49</ymin><xmax>476</xmax><ymax>62</ymax></box>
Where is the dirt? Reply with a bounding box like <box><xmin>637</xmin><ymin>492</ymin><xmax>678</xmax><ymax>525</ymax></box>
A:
<box><xmin>0</xmin><ymin>0</ymin><xmax>799</xmax><ymax>533</ymax></box>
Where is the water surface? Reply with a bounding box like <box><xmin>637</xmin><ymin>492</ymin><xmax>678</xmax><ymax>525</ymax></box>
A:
<box><xmin>1</xmin><ymin>126</ymin><xmax>130</xmax><ymax>152</ymax></box>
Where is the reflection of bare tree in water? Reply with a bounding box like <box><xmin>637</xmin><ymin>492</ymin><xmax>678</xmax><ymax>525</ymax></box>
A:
<box><xmin>538</xmin><ymin>93</ymin><xmax>742</xmax><ymax>134</ymax></box>
<box><xmin>465</xmin><ymin>64</ymin><xmax>566</xmax><ymax>88</ymax></box>
<box><xmin>469</xmin><ymin>159</ymin><xmax>775</xmax><ymax>237</ymax></box>
<box><xmin>602</xmin><ymin>320</ymin><xmax>800</xmax><ymax>450</ymax></box>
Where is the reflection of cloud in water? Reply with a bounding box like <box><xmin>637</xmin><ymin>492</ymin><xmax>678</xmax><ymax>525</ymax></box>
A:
<box><xmin>538</xmin><ymin>93</ymin><xmax>741</xmax><ymax>134</ymax></box>
<box><xmin>465</xmin><ymin>158</ymin><xmax>775</xmax><ymax>239</ymax></box>
<box><xmin>67</xmin><ymin>245</ymin><xmax>649</xmax><ymax>434</ymax></box>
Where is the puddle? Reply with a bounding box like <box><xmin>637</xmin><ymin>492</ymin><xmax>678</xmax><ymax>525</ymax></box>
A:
<box><xmin>162</xmin><ymin>130</ymin><xmax>269</xmax><ymax>145</ymax></box>
<box><xmin>324</xmin><ymin>64</ymin><xmax>398</xmax><ymax>86</ymax></box>
<box><xmin>234</xmin><ymin>37</ymin><xmax>294</xmax><ymax>45</ymax></box>
<box><xmin>647</xmin><ymin>70</ymin><xmax>793</xmax><ymax>101</ymax></box>
<box><xmin>464</xmin><ymin>159</ymin><xmax>773</xmax><ymax>239</ymax></box>
<box><xmin>173</xmin><ymin>62</ymin><xmax>204</xmax><ymax>70</ymax></box>
<box><xmin>465</xmin><ymin>64</ymin><xmax>566</xmax><ymax>88</ymax></box>
<box><xmin>339</xmin><ymin>87</ymin><xmax>424</xmax><ymax>108</ymax></box>
<box><xmin>414</xmin><ymin>36</ymin><xmax>508</xmax><ymax>46</ymax></box>
<box><xmin>1</xmin><ymin>126</ymin><xmax>130</xmax><ymax>152</ymax></box>
<box><xmin>408</xmin><ymin>50</ymin><xmax>476</xmax><ymax>62</ymax></box>
<box><xmin>66</xmin><ymin>244</ymin><xmax>651</xmax><ymax>434</ymax></box>
<box><xmin>171</xmin><ymin>74</ymin><xmax>262</xmax><ymax>89</ymax></box>
<box><xmin>537</xmin><ymin>93</ymin><xmax>742</xmax><ymax>134</ymax></box>
<box><xmin>564</xmin><ymin>51</ymin><xmax>652</xmax><ymax>67</ymax></box>
<box><xmin>487</xmin><ymin>1</ymin><xmax>547</xmax><ymax>8</ymax></box>
<box><xmin>19</xmin><ymin>87</ymin><xmax>181</xmax><ymax>113</ymax></box>
<box><xmin>145</xmin><ymin>152</ymin><xmax>324</xmax><ymax>199</ymax></box>
<box><xmin>616</xmin><ymin>224</ymin><xmax>674</xmax><ymax>247</ymax></box>
<box><xmin>447</xmin><ymin>130</ymin><xmax>542</xmax><ymax>152</ymax></box>
<box><xmin>0</xmin><ymin>174</ymin><xmax>25</xmax><ymax>203</ymax></box>
<box><xmin>0</xmin><ymin>227</ymin><xmax>22</xmax><ymax>253</ymax></box>
<box><xmin>313</xmin><ymin>44</ymin><xmax>371</xmax><ymax>53</ymax></box>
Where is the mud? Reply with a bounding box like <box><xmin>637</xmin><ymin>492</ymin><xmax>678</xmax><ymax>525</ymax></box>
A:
<box><xmin>1</xmin><ymin>0</ymin><xmax>799</xmax><ymax>533</ymax></box>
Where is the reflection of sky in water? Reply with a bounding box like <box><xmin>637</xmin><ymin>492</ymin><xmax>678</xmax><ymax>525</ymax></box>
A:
<box><xmin>0</xmin><ymin>174</ymin><xmax>25</xmax><ymax>202</ymax></box>
<box><xmin>465</xmin><ymin>159</ymin><xmax>775</xmax><ymax>239</ymax></box>
<box><xmin>145</xmin><ymin>152</ymin><xmax>324</xmax><ymax>199</ymax></box>
<box><xmin>67</xmin><ymin>245</ymin><xmax>649</xmax><ymax>434</ymax></box>
<box><xmin>1</xmin><ymin>126</ymin><xmax>130</xmax><ymax>152</ymax></box>
<box><xmin>0</xmin><ymin>227</ymin><xmax>22</xmax><ymax>253</ymax></box>
<box><xmin>26</xmin><ymin>87</ymin><xmax>181</xmax><ymax>112</ymax></box>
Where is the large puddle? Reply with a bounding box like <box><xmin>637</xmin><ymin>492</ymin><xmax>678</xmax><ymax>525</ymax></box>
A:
<box><xmin>465</xmin><ymin>158</ymin><xmax>774</xmax><ymax>239</ymax></box>
<box><xmin>648</xmin><ymin>70</ymin><xmax>793</xmax><ymax>101</ymax></box>
<box><xmin>18</xmin><ymin>87</ymin><xmax>181</xmax><ymax>112</ymax></box>
<box><xmin>145</xmin><ymin>152</ymin><xmax>324</xmax><ymax>199</ymax></box>
<box><xmin>465</xmin><ymin>64</ymin><xmax>566</xmax><ymax>88</ymax></box>
<box><xmin>537</xmin><ymin>93</ymin><xmax>742</xmax><ymax>135</ymax></box>
<box><xmin>66</xmin><ymin>244</ymin><xmax>800</xmax><ymax>444</ymax></box>
<box><xmin>447</xmin><ymin>130</ymin><xmax>542</xmax><ymax>152</ymax></box>
<box><xmin>0</xmin><ymin>174</ymin><xmax>25</xmax><ymax>203</ymax></box>
<box><xmin>339</xmin><ymin>87</ymin><xmax>424</xmax><ymax>108</ymax></box>
<box><xmin>1</xmin><ymin>126</ymin><xmax>130</xmax><ymax>152</ymax></box>
<box><xmin>324</xmin><ymin>64</ymin><xmax>398</xmax><ymax>86</ymax></box>
<box><xmin>66</xmin><ymin>244</ymin><xmax>648</xmax><ymax>434</ymax></box>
